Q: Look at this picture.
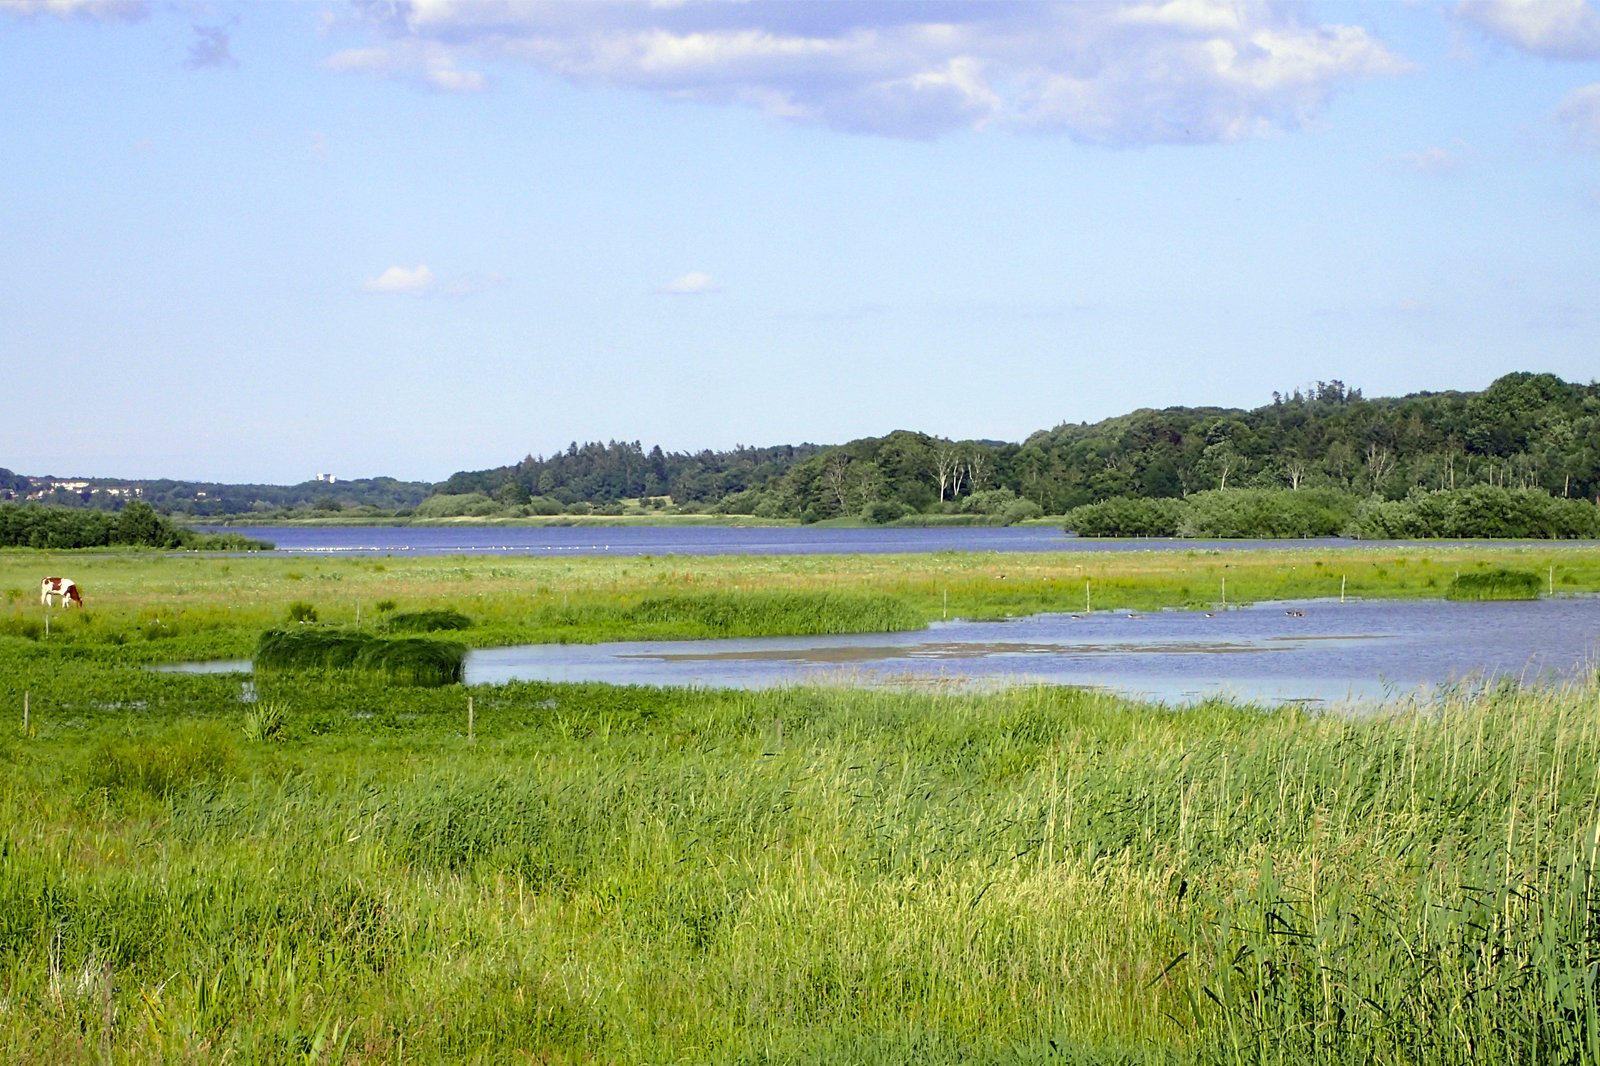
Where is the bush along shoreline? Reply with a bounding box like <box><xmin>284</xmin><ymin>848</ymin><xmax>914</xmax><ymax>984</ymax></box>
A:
<box><xmin>1065</xmin><ymin>486</ymin><xmax>1600</xmax><ymax>540</ymax></box>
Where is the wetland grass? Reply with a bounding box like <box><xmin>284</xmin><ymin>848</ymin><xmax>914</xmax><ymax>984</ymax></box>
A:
<box><xmin>4</xmin><ymin>649</ymin><xmax>1600</xmax><ymax>1063</ymax></box>
<box><xmin>381</xmin><ymin>608</ymin><xmax>473</xmax><ymax>633</ymax></box>
<box><xmin>6</xmin><ymin>546</ymin><xmax>1600</xmax><ymax>1061</ymax></box>
<box><xmin>1445</xmin><ymin>566</ymin><xmax>1544</xmax><ymax>600</ymax></box>
<box><xmin>5</xmin><ymin>543</ymin><xmax>1600</xmax><ymax>660</ymax></box>
<box><xmin>254</xmin><ymin>627</ymin><xmax>466</xmax><ymax>687</ymax></box>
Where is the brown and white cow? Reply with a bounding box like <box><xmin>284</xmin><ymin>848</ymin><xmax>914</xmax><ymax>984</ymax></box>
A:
<box><xmin>40</xmin><ymin>577</ymin><xmax>84</xmax><ymax>608</ymax></box>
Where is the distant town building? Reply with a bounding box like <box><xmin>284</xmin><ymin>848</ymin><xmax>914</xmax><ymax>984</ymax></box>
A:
<box><xmin>315</xmin><ymin>473</ymin><xmax>338</xmax><ymax>484</ymax></box>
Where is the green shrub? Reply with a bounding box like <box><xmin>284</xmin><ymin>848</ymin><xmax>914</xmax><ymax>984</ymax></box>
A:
<box><xmin>861</xmin><ymin>500</ymin><xmax>910</xmax><ymax>524</ymax></box>
<box><xmin>286</xmin><ymin>601</ymin><xmax>318</xmax><ymax>624</ymax></box>
<box><xmin>1180</xmin><ymin>488</ymin><xmax>1357</xmax><ymax>538</ymax></box>
<box><xmin>1065</xmin><ymin>495</ymin><xmax>1186</xmax><ymax>537</ymax></box>
<box><xmin>1001</xmin><ymin>499</ymin><xmax>1045</xmax><ymax>525</ymax></box>
<box><xmin>1347</xmin><ymin>486</ymin><xmax>1600</xmax><ymax>539</ymax></box>
<box><xmin>414</xmin><ymin>492</ymin><xmax>500</xmax><ymax>518</ymax></box>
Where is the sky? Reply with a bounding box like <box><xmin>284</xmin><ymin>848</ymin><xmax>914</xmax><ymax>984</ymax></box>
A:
<box><xmin>3</xmin><ymin>0</ymin><xmax>1599</xmax><ymax>485</ymax></box>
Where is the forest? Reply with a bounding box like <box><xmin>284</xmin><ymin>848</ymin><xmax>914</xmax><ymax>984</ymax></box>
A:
<box><xmin>433</xmin><ymin>372</ymin><xmax>1600</xmax><ymax>524</ymax></box>
<box><xmin>7</xmin><ymin>372</ymin><xmax>1600</xmax><ymax>528</ymax></box>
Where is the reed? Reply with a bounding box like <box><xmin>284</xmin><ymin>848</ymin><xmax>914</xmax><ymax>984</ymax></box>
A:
<box><xmin>254</xmin><ymin>627</ymin><xmax>465</xmax><ymax>686</ymax></box>
<box><xmin>1445</xmin><ymin>566</ymin><xmax>1543</xmax><ymax>600</ymax></box>
<box><xmin>3</xmin><ymin>654</ymin><xmax>1599</xmax><ymax>1063</ymax></box>
<box><xmin>382</xmin><ymin>607</ymin><xmax>473</xmax><ymax>632</ymax></box>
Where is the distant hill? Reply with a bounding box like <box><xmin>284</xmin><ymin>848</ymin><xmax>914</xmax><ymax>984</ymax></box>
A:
<box><xmin>0</xmin><ymin>471</ymin><xmax>431</xmax><ymax>517</ymax></box>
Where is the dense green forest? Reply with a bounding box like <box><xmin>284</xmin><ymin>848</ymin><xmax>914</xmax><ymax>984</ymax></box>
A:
<box><xmin>435</xmin><ymin>373</ymin><xmax>1600</xmax><ymax>523</ymax></box>
<box><xmin>8</xmin><ymin>373</ymin><xmax>1600</xmax><ymax>529</ymax></box>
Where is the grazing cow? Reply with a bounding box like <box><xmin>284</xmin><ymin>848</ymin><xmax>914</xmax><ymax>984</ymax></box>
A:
<box><xmin>40</xmin><ymin>577</ymin><xmax>83</xmax><ymax>608</ymax></box>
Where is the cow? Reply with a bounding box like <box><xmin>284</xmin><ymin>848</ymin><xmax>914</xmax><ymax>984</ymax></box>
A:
<box><xmin>40</xmin><ymin>577</ymin><xmax>84</xmax><ymax>608</ymax></box>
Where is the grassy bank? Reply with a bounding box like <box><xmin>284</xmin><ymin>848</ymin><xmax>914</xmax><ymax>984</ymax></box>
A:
<box><xmin>3</xmin><ymin>660</ymin><xmax>1599</xmax><ymax>1063</ymax></box>
<box><xmin>4</xmin><ymin>544</ymin><xmax>1599</xmax><ymax>663</ymax></box>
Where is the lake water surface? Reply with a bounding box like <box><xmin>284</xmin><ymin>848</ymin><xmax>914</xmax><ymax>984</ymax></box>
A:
<box><xmin>203</xmin><ymin>524</ymin><xmax>1596</xmax><ymax>558</ymax></box>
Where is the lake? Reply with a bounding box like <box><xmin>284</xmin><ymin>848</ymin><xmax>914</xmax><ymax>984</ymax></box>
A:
<box><xmin>201</xmin><ymin>524</ymin><xmax>1586</xmax><ymax>558</ymax></box>
<box><xmin>163</xmin><ymin>595</ymin><xmax>1600</xmax><ymax>707</ymax></box>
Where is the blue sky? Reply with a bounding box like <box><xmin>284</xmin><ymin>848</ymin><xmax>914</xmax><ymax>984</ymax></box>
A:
<box><xmin>3</xmin><ymin>0</ymin><xmax>1599</xmax><ymax>484</ymax></box>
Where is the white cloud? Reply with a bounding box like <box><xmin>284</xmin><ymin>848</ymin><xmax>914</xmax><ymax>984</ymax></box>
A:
<box><xmin>331</xmin><ymin>0</ymin><xmax>1409</xmax><ymax>145</ymax></box>
<box><xmin>363</xmin><ymin>264</ymin><xmax>436</xmax><ymax>294</ymax></box>
<box><xmin>1457</xmin><ymin>0</ymin><xmax>1600</xmax><ymax>60</ymax></box>
<box><xmin>1392</xmin><ymin>143</ymin><xmax>1466</xmax><ymax>173</ymax></box>
<box><xmin>657</xmin><ymin>270</ymin><xmax>718</xmax><ymax>294</ymax></box>
<box><xmin>1557</xmin><ymin>83</ymin><xmax>1600</xmax><ymax>150</ymax></box>
<box><xmin>326</xmin><ymin>40</ymin><xmax>487</xmax><ymax>93</ymax></box>
<box><xmin>0</xmin><ymin>0</ymin><xmax>146</xmax><ymax>19</ymax></box>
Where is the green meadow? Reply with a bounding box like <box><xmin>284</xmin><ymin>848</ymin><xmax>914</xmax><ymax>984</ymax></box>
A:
<box><xmin>3</xmin><ymin>545</ymin><xmax>1600</xmax><ymax>1063</ymax></box>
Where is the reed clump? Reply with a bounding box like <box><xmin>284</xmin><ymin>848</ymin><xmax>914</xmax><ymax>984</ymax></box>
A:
<box><xmin>1445</xmin><ymin>566</ymin><xmax>1542</xmax><ymax>600</ymax></box>
<box><xmin>254</xmin><ymin>627</ymin><xmax>464</xmax><ymax>686</ymax></box>
<box><xmin>619</xmin><ymin>589</ymin><xmax>923</xmax><ymax>636</ymax></box>
<box><xmin>382</xmin><ymin>608</ymin><xmax>473</xmax><ymax>632</ymax></box>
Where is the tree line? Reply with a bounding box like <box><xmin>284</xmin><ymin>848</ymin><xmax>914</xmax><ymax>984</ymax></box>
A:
<box><xmin>9</xmin><ymin>372</ymin><xmax>1600</xmax><ymax>528</ymax></box>
<box><xmin>438</xmin><ymin>373</ymin><xmax>1600</xmax><ymax>523</ymax></box>
<box><xmin>0</xmin><ymin>502</ymin><xmax>267</xmax><ymax>550</ymax></box>
<box><xmin>0</xmin><ymin>469</ymin><xmax>430</xmax><ymax>517</ymax></box>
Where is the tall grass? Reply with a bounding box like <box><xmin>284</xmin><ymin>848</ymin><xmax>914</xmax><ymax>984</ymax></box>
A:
<box><xmin>381</xmin><ymin>608</ymin><xmax>473</xmax><ymax>632</ymax></box>
<box><xmin>254</xmin><ymin>627</ymin><xmax>465</xmax><ymax>686</ymax></box>
<box><xmin>4</xmin><ymin>657</ymin><xmax>1600</xmax><ymax>1063</ymax></box>
<box><xmin>1446</xmin><ymin>566</ymin><xmax>1543</xmax><ymax>600</ymax></box>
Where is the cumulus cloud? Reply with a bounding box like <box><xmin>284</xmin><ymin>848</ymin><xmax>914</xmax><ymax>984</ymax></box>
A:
<box><xmin>363</xmin><ymin>264</ymin><xmax>436</xmax><ymax>294</ymax></box>
<box><xmin>657</xmin><ymin>270</ymin><xmax>719</xmax><ymax>294</ymax></box>
<box><xmin>329</xmin><ymin>0</ymin><xmax>1409</xmax><ymax>145</ymax></box>
<box><xmin>1457</xmin><ymin>0</ymin><xmax>1600</xmax><ymax>60</ymax></box>
<box><xmin>0</xmin><ymin>0</ymin><xmax>147</xmax><ymax>19</ymax></box>
<box><xmin>1558</xmin><ymin>83</ymin><xmax>1600</xmax><ymax>150</ymax></box>
<box><xmin>186</xmin><ymin>24</ymin><xmax>237</xmax><ymax>70</ymax></box>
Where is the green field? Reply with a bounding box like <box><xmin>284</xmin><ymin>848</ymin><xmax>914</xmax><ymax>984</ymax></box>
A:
<box><xmin>3</xmin><ymin>546</ymin><xmax>1600</xmax><ymax>1063</ymax></box>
